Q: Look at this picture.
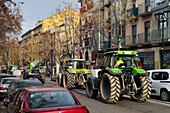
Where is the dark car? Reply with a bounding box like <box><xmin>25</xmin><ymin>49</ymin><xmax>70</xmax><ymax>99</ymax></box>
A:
<box><xmin>3</xmin><ymin>80</ymin><xmax>43</xmax><ymax>106</ymax></box>
<box><xmin>7</xmin><ymin>86</ymin><xmax>90</xmax><ymax>113</ymax></box>
<box><xmin>24</xmin><ymin>74</ymin><xmax>45</xmax><ymax>84</ymax></box>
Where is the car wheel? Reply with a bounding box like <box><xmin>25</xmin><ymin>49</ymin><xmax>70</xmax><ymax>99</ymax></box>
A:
<box><xmin>161</xmin><ymin>90</ymin><xmax>169</xmax><ymax>101</ymax></box>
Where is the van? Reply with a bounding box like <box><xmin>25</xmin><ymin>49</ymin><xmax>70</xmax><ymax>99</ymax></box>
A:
<box><xmin>147</xmin><ymin>69</ymin><xmax>170</xmax><ymax>101</ymax></box>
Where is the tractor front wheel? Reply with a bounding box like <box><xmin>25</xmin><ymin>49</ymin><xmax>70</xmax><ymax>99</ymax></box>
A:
<box><xmin>100</xmin><ymin>73</ymin><xmax>121</xmax><ymax>103</ymax></box>
<box><xmin>63</xmin><ymin>72</ymin><xmax>74</xmax><ymax>89</ymax></box>
<box><xmin>86</xmin><ymin>79</ymin><xmax>98</xmax><ymax>98</ymax></box>
<box><xmin>131</xmin><ymin>76</ymin><xmax>151</xmax><ymax>102</ymax></box>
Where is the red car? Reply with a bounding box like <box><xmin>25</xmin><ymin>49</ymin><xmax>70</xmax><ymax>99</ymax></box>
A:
<box><xmin>7</xmin><ymin>86</ymin><xmax>89</xmax><ymax>113</ymax></box>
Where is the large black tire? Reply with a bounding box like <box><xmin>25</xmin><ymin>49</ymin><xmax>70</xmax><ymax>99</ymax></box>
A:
<box><xmin>86</xmin><ymin>79</ymin><xmax>98</xmax><ymax>98</ymax></box>
<box><xmin>100</xmin><ymin>73</ymin><xmax>121</xmax><ymax>103</ymax></box>
<box><xmin>131</xmin><ymin>76</ymin><xmax>151</xmax><ymax>102</ymax></box>
<box><xmin>63</xmin><ymin>72</ymin><xmax>75</xmax><ymax>89</ymax></box>
<box><xmin>160</xmin><ymin>90</ymin><xmax>169</xmax><ymax>101</ymax></box>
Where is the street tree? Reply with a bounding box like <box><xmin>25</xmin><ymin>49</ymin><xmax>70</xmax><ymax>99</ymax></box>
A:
<box><xmin>80</xmin><ymin>0</ymin><xmax>137</xmax><ymax>67</ymax></box>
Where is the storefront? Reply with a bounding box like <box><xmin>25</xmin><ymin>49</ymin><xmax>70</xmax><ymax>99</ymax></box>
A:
<box><xmin>160</xmin><ymin>50</ymin><xmax>170</xmax><ymax>69</ymax></box>
<box><xmin>138</xmin><ymin>51</ymin><xmax>155</xmax><ymax>70</ymax></box>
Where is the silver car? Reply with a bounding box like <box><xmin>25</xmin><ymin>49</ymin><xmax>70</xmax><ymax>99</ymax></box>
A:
<box><xmin>0</xmin><ymin>77</ymin><xmax>21</xmax><ymax>98</ymax></box>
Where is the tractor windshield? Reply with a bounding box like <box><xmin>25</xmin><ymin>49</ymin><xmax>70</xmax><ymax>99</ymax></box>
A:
<box><xmin>116</xmin><ymin>56</ymin><xmax>140</xmax><ymax>68</ymax></box>
<box><xmin>30</xmin><ymin>62</ymin><xmax>39</xmax><ymax>69</ymax></box>
<box><xmin>74</xmin><ymin>61</ymin><xmax>85</xmax><ymax>69</ymax></box>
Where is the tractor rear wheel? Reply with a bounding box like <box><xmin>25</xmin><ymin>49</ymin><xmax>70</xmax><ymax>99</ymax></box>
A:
<box><xmin>63</xmin><ymin>72</ymin><xmax>74</xmax><ymax>89</ymax></box>
<box><xmin>131</xmin><ymin>76</ymin><xmax>151</xmax><ymax>102</ymax></box>
<box><xmin>86</xmin><ymin>79</ymin><xmax>98</xmax><ymax>98</ymax></box>
<box><xmin>100</xmin><ymin>73</ymin><xmax>121</xmax><ymax>103</ymax></box>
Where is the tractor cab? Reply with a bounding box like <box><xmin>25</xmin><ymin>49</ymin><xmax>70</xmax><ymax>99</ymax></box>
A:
<box><xmin>104</xmin><ymin>51</ymin><xmax>141</xmax><ymax>72</ymax></box>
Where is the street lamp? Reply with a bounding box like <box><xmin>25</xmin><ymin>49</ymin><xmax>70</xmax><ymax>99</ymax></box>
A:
<box><xmin>155</xmin><ymin>10</ymin><xmax>169</xmax><ymax>69</ymax></box>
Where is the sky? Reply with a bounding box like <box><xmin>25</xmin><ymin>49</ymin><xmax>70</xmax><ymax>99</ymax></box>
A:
<box><xmin>14</xmin><ymin>0</ymin><xmax>80</xmax><ymax>38</ymax></box>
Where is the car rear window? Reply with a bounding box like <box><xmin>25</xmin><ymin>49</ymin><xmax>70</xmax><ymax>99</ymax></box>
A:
<box><xmin>16</xmin><ymin>82</ymin><xmax>43</xmax><ymax>88</ymax></box>
<box><xmin>28</xmin><ymin>91</ymin><xmax>78</xmax><ymax>108</ymax></box>
<box><xmin>2</xmin><ymin>78</ymin><xmax>20</xmax><ymax>84</ymax></box>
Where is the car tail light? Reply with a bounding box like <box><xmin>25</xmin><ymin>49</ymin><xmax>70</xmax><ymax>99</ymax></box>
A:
<box><xmin>40</xmin><ymin>77</ymin><xmax>43</xmax><ymax>79</ymax></box>
<box><xmin>10</xmin><ymin>94</ymin><xmax>15</xmax><ymax>99</ymax></box>
<box><xmin>0</xmin><ymin>87</ymin><xmax>4</xmax><ymax>90</ymax></box>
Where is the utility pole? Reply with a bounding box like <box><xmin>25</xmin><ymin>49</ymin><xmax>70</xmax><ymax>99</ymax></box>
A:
<box><xmin>161</xmin><ymin>14</ymin><xmax>165</xmax><ymax>69</ymax></box>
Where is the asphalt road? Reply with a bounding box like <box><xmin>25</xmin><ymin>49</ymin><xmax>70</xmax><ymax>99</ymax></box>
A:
<box><xmin>0</xmin><ymin>77</ymin><xmax>170</xmax><ymax>113</ymax></box>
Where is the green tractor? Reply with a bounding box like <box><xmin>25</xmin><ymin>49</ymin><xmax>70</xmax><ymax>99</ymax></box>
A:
<box><xmin>86</xmin><ymin>51</ymin><xmax>151</xmax><ymax>103</ymax></box>
<box><xmin>23</xmin><ymin>62</ymin><xmax>45</xmax><ymax>83</ymax></box>
<box><xmin>57</xmin><ymin>59</ymin><xmax>92</xmax><ymax>89</ymax></box>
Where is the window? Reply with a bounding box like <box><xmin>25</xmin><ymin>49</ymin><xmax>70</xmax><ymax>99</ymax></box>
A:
<box><xmin>145</xmin><ymin>21</ymin><xmax>150</xmax><ymax>42</ymax></box>
<box><xmin>145</xmin><ymin>0</ymin><xmax>150</xmax><ymax>12</ymax></box>
<box><xmin>14</xmin><ymin>91</ymin><xmax>23</xmax><ymax>109</ymax></box>
<box><xmin>104</xmin><ymin>55</ymin><xmax>111</xmax><ymax>67</ymax></box>
<box><xmin>152</xmin><ymin>72</ymin><xmax>169</xmax><ymax>80</ymax></box>
<box><xmin>147</xmin><ymin>72</ymin><xmax>150</xmax><ymax>77</ymax></box>
<box><xmin>132</xmin><ymin>25</ymin><xmax>137</xmax><ymax>44</ymax></box>
<box><xmin>29</xmin><ymin>91</ymin><xmax>78</xmax><ymax>108</ymax></box>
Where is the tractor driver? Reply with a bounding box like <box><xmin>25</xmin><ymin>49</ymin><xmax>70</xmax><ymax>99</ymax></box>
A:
<box><xmin>115</xmin><ymin>59</ymin><xmax>125</xmax><ymax>68</ymax></box>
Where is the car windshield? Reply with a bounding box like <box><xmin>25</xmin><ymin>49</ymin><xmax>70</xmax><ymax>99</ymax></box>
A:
<box><xmin>16</xmin><ymin>82</ymin><xmax>42</xmax><ymax>88</ymax></box>
<box><xmin>29</xmin><ymin>91</ymin><xmax>78</xmax><ymax>109</ymax></box>
<box><xmin>117</xmin><ymin>56</ymin><xmax>140</xmax><ymax>68</ymax></box>
<box><xmin>74</xmin><ymin>61</ymin><xmax>85</xmax><ymax>69</ymax></box>
<box><xmin>2</xmin><ymin>78</ymin><xmax>20</xmax><ymax>84</ymax></box>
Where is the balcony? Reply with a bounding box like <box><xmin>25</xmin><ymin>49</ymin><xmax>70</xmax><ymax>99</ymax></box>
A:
<box><xmin>138</xmin><ymin>1</ymin><xmax>152</xmax><ymax>17</ymax></box>
<box><xmin>104</xmin><ymin>0</ymin><xmax>111</xmax><ymax>7</ymax></box>
<box><xmin>138</xmin><ymin>32</ymin><xmax>152</xmax><ymax>44</ymax></box>
<box><xmin>127</xmin><ymin>7</ymin><xmax>138</xmax><ymax>18</ymax></box>
<box><xmin>152</xmin><ymin>28</ymin><xmax>170</xmax><ymax>42</ymax></box>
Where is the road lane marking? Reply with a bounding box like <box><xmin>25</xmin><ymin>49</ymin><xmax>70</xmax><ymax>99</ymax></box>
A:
<box><xmin>73</xmin><ymin>89</ymin><xmax>170</xmax><ymax>107</ymax></box>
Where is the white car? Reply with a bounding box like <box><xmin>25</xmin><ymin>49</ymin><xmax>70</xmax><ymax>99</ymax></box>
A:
<box><xmin>0</xmin><ymin>77</ymin><xmax>21</xmax><ymax>98</ymax></box>
<box><xmin>147</xmin><ymin>69</ymin><xmax>170</xmax><ymax>101</ymax></box>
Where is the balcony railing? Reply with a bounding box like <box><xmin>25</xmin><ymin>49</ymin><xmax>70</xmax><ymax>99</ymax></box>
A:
<box><xmin>138</xmin><ymin>1</ymin><xmax>152</xmax><ymax>17</ymax></box>
<box><xmin>138</xmin><ymin>32</ymin><xmax>152</xmax><ymax>44</ymax></box>
<box><xmin>152</xmin><ymin>28</ymin><xmax>170</xmax><ymax>41</ymax></box>
<box><xmin>126</xmin><ymin>31</ymin><xmax>153</xmax><ymax>46</ymax></box>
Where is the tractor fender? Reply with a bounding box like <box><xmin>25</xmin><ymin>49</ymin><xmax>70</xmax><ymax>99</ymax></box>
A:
<box><xmin>87</xmin><ymin>76</ymin><xmax>99</xmax><ymax>90</ymax></box>
<box><xmin>101</xmin><ymin>69</ymin><xmax>122</xmax><ymax>77</ymax></box>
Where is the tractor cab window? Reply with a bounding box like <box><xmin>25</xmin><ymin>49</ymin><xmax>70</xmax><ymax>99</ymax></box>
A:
<box><xmin>74</xmin><ymin>61</ymin><xmax>85</xmax><ymax>69</ymax></box>
<box><xmin>115</xmin><ymin>56</ymin><xmax>140</xmax><ymax>68</ymax></box>
<box><xmin>104</xmin><ymin>55</ymin><xmax>111</xmax><ymax>67</ymax></box>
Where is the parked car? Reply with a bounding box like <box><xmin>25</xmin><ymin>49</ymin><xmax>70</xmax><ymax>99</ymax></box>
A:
<box><xmin>0</xmin><ymin>77</ymin><xmax>21</xmax><ymax>98</ymax></box>
<box><xmin>147</xmin><ymin>69</ymin><xmax>170</xmax><ymax>101</ymax></box>
<box><xmin>3</xmin><ymin>80</ymin><xmax>43</xmax><ymax>106</ymax></box>
<box><xmin>1</xmin><ymin>67</ymin><xmax>7</xmax><ymax>73</ymax></box>
<box><xmin>7</xmin><ymin>86</ymin><xmax>90</xmax><ymax>113</ymax></box>
<box><xmin>24</xmin><ymin>74</ymin><xmax>45</xmax><ymax>84</ymax></box>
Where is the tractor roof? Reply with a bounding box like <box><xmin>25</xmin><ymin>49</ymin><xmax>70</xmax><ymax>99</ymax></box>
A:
<box><xmin>104</xmin><ymin>51</ymin><xmax>137</xmax><ymax>55</ymax></box>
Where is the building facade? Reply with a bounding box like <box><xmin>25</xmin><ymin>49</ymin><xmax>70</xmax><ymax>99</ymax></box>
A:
<box><xmin>79</xmin><ymin>0</ymin><xmax>170</xmax><ymax>70</ymax></box>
